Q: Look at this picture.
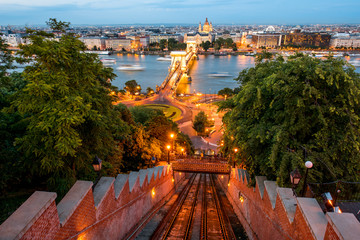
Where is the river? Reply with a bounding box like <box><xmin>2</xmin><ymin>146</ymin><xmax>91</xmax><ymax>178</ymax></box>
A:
<box><xmin>105</xmin><ymin>53</ymin><xmax>360</xmax><ymax>94</ymax></box>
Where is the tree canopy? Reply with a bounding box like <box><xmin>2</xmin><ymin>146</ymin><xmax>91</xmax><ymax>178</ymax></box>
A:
<box><xmin>219</xmin><ymin>54</ymin><xmax>360</xmax><ymax>186</ymax></box>
<box><xmin>9</xmin><ymin>19</ymin><xmax>126</xmax><ymax>195</ymax></box>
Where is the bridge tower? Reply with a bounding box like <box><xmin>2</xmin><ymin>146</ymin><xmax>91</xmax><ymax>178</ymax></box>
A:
<box><xmin>186</xmin><ymin>41</ymin><xmax>198</xmax><ymax>54</ymax></box>
<box><xmin>170</xmin><ymin>51</ymin><xmax>187</xmax><ymax>72</ymax></box>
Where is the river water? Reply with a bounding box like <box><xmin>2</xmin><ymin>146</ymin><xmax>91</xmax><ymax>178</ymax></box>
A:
<box><xmin>106</xmin><ymin>53</ymin><xmax>360</xmax><ymax>94</ymax></box>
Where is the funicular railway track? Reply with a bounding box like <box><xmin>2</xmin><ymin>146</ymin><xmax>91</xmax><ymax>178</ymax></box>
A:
<box><xmin>151</xmin><ymin>173</ymin><xmax>236</xmax><ymax>240</ymax></box>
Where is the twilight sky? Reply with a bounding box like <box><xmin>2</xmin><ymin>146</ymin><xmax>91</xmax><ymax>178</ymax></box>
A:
<box><xmin>0</xmin><ymin>0</ymin><xmax>359</xmax><ymax>25</ymax></box>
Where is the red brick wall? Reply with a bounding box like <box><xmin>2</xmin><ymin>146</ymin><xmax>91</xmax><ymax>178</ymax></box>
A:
<box><xmin>324</xmin><ymin>224</ymin><xmax>340</xmax><ymax>240</ymax></box>
<box><xmin>217</xmin><ymin>172</ymin><xmax>324</xmax><ymax>240</ymax></box>
<box><xmin>20</xmin><ymin>201</ymin><xmax>60</xmax><ymax>240</ymax></box>
<box><xmin>292</xmin><ymin>207</ymin><xmax>315</xmax><ymax>240</ymax></box>
<box><xmin>55</xmin><ymin>190</ymin><xmax>97</xmax><ymax>240</ymax></box>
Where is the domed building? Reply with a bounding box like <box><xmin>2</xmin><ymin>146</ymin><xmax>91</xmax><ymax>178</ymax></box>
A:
<box><xmin>198</xmin><ymin>18</ymin><xmax>213</xmax><ymax>33</ymax></box>
<box><xmin>265</xmin><ymin>25</ymin><xmax>276</xmax><ymax>32</ymax></box>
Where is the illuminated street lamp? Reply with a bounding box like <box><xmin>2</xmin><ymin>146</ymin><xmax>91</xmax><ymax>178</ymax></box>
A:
<box><xmin>166</xmin><ymin>144</ymin><xmax>171</xmax><ymax>164</ymax></box>
<box><xmin>233</xmin><ymin>148</ymin><xmax>238</xmax><ymax>168</ymax></box>
<box><xmin>169</xmin><ymin>133</ymin><xmax>175</xmax><ymax>152</ymax></box>
<box><xmin>301</xmin><ymin>161</ymin><xmax>313</xmax><ymax>197</ymax></box>
<box><xmin>92</xmin><ymin>156</ymin><xmax>102</xmax><ymax>189</ymax></box>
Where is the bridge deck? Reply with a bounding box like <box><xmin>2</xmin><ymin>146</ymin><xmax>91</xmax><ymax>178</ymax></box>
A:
<box><xmin>172</xmin><ymin>160</ymin><xmax>230</xmax><ymax>174</ymax></box>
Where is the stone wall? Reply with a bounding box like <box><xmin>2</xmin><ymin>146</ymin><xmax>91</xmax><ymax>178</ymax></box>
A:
<box><xmin>216</xmin><ymin>168</ymin><xmax>360</xmax><ymax>240</ymax></box>
<box><xmin>0</xmin><ymin>165</ymin><xmax>182</xmax><ymax>240</ymax></box>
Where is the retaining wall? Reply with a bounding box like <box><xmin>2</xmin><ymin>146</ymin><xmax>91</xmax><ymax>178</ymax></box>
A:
<box><xmin>216</xmin><ymin>168</ymin><xmax>360</xmax><ymax>240</ymax></box>
<box><xmin>0</xmin><ymin>165</ymin><xmax>182</xmax><ymax>240</ymax></box>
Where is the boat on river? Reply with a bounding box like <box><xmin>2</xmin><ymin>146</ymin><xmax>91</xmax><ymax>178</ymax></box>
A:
<box><xmin>157</xmin><ymin>57</ymin><xmax>172</xmax><ymax>61</ymax></box>
<box><xmin>208</xmin><ymin>72</ymin><xmax>232</xmax><ymax>77</ymax></box>
<box><xmin>117</xmin><ymin>64</ymin><xmax>145</xmax><ymax>71</ymax></box>
<box><xmin>101</xmin><ymin>58</ymin><xmax>116</xmax><ymax>64</ymax></box>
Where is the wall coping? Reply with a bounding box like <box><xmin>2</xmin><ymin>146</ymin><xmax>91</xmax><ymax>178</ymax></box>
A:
<box><xmin>326</xmin><ymin>212</ymin><xmax>360</xmax><ymax>240</ymax></box>
<box><xmin>296</xmin><ymin>197</ymin><xmax>327</xmax><ymax>240</ymax></box>
<box><xmin>93</xmin><ymin>177</ymin><xmax>115</xmax><ymax>207</ymax></box>
<box><xmin>57</xmin><ymin>180</ymin><xmax>93</xmax><ymax>226</ymax></box>
<box><xmin>0</xmin><ymin>191</ymin><xmax>57</xmax><ymax>240</ymax></box>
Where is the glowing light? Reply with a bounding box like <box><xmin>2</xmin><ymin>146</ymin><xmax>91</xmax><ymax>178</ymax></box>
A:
<box><xmin>179</xmin><ymin>172</ymin><xmax>182</xmax><ymax>176</ymax></box>
<box><xmin>239</xmin><ymin>196</ymin><xmax>244</xmax><ymax>203</ymax></box>
<box><xmin>170</xmin><ymin>133</ymin><xmax>175</xmax><ymax>139</ymax></box>
<box><xmin>234</xmin><ymin>148</ymin><xmax>238</xmax><ymax>153</ymax></box>
<box><xmin>166</xmin><ymin>145</ymin><xmax>171</xmax><ymax>150</ymax></box>
<box><xmin>181</xmin><ymin>148</ymin><xmax>184</xmax><ymax>152</ymax></box>
<box><xmin>228</xmin><ymin>183</ymin><xmax>230</xmax><ymax>187</ymax></box>
<box><xmin>172</xmin><ymin>178</ymin><xmax>175</xmax><ymax>183</ymax></box>
<box><xmin>221</xmin><ymin>175</ymin><xmax>224</xmax><ymax>179</ymax></box>
<box><xmin>152</xmin><ymin>188</ymin><xmax>155</xmax><ymax>197</ymax></box>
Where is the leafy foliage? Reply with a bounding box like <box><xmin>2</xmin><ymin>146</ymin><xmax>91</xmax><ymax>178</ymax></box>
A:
<box><xmin>10</xmin><ymin>19</ymin><xmax>124</xmax><ymax>196</ymax></box>
<box><xmin>193</xmin><ymin>111</ymin><xmax>212</xmax><ymax>136</ymax></box>
<box><xmin>124</xmin><ymin>79</ymin><xmax>140</xmax><ymax>95</ymax></box>
<box><xmin>220</xmin><ymin>54</ymin><xmax>360</xmax><ymax>185</ymax></box>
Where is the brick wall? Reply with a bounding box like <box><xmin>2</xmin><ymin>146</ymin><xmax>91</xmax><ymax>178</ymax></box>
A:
<box><xmin>216</xmin><ymin>168</ymin><xmax>360</xmax><ymax>240</ymax></box>
<box><xmin>0</xmin><ymin>165</ymin><xmax>183</xmax><ymax>240</ymax></box>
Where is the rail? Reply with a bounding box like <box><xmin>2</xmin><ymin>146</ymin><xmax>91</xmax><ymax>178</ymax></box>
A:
<box><xmin>160</xmin><ymin>174</ymin><xmax>200</xmax><ymax>239</ymax></box>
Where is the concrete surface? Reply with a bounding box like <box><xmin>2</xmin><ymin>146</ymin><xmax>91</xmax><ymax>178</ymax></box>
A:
<box><xmin>264</xmin><ymin>181</ymin><xmax>278</xmax><ymax>209</ymax></box>
<box><xmin>0</xmin><ymin>191</ymin><xmax>57</xmax><ymax>240</ymax></box>
<box><xmin>297</xmin><ymin>197</ymin><xmax>327</xmax><ymax>240</ymax></box>
<box><xmin>277</xmin><ymin>187</ymin><xmax>297</xmax><ymax>223</ymax></box>
<box><xmin>326</xmin><ymin>212</ymin><xmax>360</xmax><ymax>240</ymax></box>
<box><xmin>93</xmin><ymin>177</ymin><xmax>115</xmax><ymax>207</ymax></box>
<box><xmin>57</xmin><ymin>181</ymin><xmax>93</xmax><ymax>226</ymax></box>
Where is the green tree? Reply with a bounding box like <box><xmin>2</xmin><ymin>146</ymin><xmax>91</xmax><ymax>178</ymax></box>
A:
<box><xmin>224</xmin><ymin>38</ymin><xmax>234</xmax><ymax>48</ymax></box>
<box><xmin>11</xmin><ymin>19</ymin><xmax>125</xmax><ymax>196</ymax></box>
<box><xmin>220</xmin><ymin>54</ymin><xmax>360</xmax><ymax>186</ymax></box>
<box><xmin>200</xmin><ymin>41</ymin><xmax>211</xmax><ymax>52</ymax></box>
<box><xmin>124</xmin><ymin>80</ymin><xmax>140</xmax><ymax>95</ymax></box>
<box><xmin>159</xmin><ymin>39</ymin><xmax>167</xmax><ymax>51</ymax></box>
<box><xmin>0</xmin><ymin>40</ymin><xmax>29</xmax><ymax>194</ymax></box>
<box><xmin>167</xmin><ymin>38</ymin><xmax>177</xmax><ymax>51</ymax></box>
<box><xmin>218</xmin><ymin>87</ymin><xmax>234</xmax><ymax>97</ymax></box>
<box><xmin>146</xmin><ymin>87</ymin><xmax>154</xmax><ymax>96</ymax></box>
<box><xmin>193</xmin><ymin>111</ymin><xmax>211</xmax><ymax>136</ymax></box>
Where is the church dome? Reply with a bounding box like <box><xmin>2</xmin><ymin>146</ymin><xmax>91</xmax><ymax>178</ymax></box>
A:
<box><xmin>265</xmin><ymin>26</ymin><xmax>275</xmax><ymax>32</ymax></box>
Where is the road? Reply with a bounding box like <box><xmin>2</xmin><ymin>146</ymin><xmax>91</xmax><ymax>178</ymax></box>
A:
<box><xmin>120</xmin><ymin>74</ymin><xmax>223</xmax><ymax>153</ymax></box>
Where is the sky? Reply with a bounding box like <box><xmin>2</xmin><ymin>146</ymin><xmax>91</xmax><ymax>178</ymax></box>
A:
<box><xmin>0</xmin><ymin>0</ymin><xmax>359</xmax><ymax>26</ymax></box>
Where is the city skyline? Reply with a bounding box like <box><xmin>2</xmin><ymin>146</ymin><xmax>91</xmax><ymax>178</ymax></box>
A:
<box><xmin>0</xmin><ymin>0</ymin><xmax>359</xmax><ymax>25</ymax></box>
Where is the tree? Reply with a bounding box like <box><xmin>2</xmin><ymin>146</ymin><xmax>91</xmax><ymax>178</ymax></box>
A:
<box><xmin>219</xmin><ymin>54</ymin><xmax>360</xmax><ymax>186</ymax></box>
<box><xmin>200</xmin><ymin>41</ymin><xmax>211</xmax><ymax>52</ymax></box>
<box><xmin>124</xmin><ymin>80</ymin><xmax>140</xmax><ymax>95</ymax></box>
<box><xmin>218</xmin><ymin>87</ymin><xmax>234</xmax><ymax>97</ymax></box>
<box><xmin>11</xmin><ymin>19</ymin><xmax>125</xmax><ymax>196</ymax></box>
<box><xmin>225</xmin><ymin>38</ymin><xmax>234</xmax><ymax>48</ymax></box>
<box><xmin>146</xmin><ymin>87</ymin><xmax>154</xmax><ymax>96</ymax></box>
<box><xmin>193</xmin><ymin>111</ymin><xmax>211</xmax><ymax>136</ymax></box>
<box><xmin>0</xmin><ymin>40</ymin><xmax>29</xmax><ymax>194</ymax></box>
<box><xmin>159</xmin><ymin>39</ymin><xmax>167</xmax><ymax>51</ymax></box>
<box><xmin>167</xmin><ymin>38</ymin><xmax>177</xmax><ymax>51</ymax></box>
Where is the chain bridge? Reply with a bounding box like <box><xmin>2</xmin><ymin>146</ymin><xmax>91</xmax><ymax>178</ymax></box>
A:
<box><xmin>160</xmin><ymin>41</ymin><xmax>198</xmax><ymax>92</ymax></box>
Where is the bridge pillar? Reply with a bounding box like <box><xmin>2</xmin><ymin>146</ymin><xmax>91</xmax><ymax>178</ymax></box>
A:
<box><xmin>170</xmin><ymin>51</ymin><xmax>187</xmax><ymax>72</ymax></box>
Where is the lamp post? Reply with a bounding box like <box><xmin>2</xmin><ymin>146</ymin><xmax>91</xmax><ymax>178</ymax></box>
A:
<box><xmin>301</xmin><ymin>161</ymin><xmax>313</xmax><ymax>197</ymax></box>
<box><xmin>92</xmin><ymin>156</ymin><xmax>102</xmax><ymax>189</ymax></box>
<box><xmin>166</xmin><ymin>144</ymin><xmax>171</xmax><ymax>164</ymax></box>
<box><xmin>290</xmin><ymin>168</ymin><xmax>301</xmax><ymax>196</ymax></box>
<box><xmin>169</xmin><ymin>133</ymin><xmax>175</xmax><ymax>153</ymax></box>
<box><xmin>233</xmin><ymin>148</ymin><xmax>238</xmax><ymax>168</ymax></box>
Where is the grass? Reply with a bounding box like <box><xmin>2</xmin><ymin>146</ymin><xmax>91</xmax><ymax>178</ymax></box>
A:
<box><xmin>143</xmin><ymin>104</ymin><xmax>182</xmax><ymax>121</ymax></box>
